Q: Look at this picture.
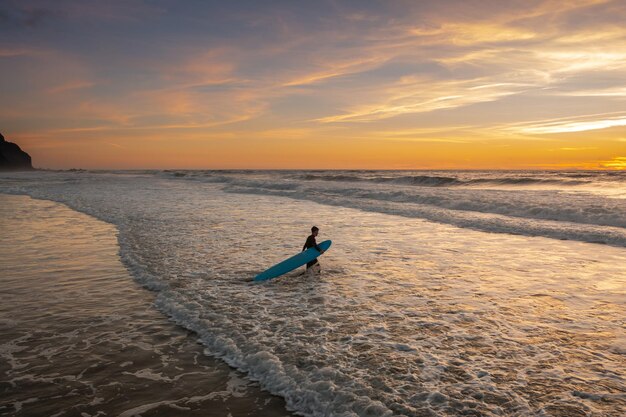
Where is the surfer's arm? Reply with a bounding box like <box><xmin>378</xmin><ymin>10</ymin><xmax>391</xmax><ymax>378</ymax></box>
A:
<box><xmin>304</xmin><ymin>235</ymin><xmax>314</xmax><ymax>252</ymax></box>
<box><xmin>304</xmin><ymin>236</ymin><xmax>324</xmax><ymax>253</ymax></box>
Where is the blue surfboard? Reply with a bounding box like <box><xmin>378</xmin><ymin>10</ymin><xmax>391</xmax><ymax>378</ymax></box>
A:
<box><xmin>254</xmin><ymin>240</ymin><xmax>332</xmax><ymax>281</ymax></box>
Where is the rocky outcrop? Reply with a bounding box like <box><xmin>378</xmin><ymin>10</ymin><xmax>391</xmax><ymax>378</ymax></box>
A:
<box><xmin>0</xmin><ymin>133</ymin><xmax>33</xmax><ymax>171</ymax></box>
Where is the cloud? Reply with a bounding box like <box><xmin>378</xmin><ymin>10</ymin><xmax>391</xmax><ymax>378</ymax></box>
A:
<box><xmin>0</xmin><ymin>47</ymin><xmax>33</xmax><ymax>57</ymax></box>
<box><xmin>510</xmin><ymin>113</ymin><xmax>626</xmax><ymax>134</ymax></box>
<box><xmin>46</xmin><ymin>81</ymin><xmax>94</xmax><ymax>94</ymax></box>
<box><xmin>599</xmin><ymin>156</ymin><xmax>626</xmax><ymax>169</ymax></box>
<box><xmin>106</xmin><ymin>142</ymin><xmax>125</xmax><ymax>149</ymax></box>
<box><xmin>555</xmin><ymin>87</ymin><xmax>626</xmax><ymax>97</ymax></box>
<box><xmin>410</xmin><ymin>22</ymin><xmax>537</xmax><ymax>45</ymax></box>
<box><xmin>0</xmin><ymin>5</ymin><xmax>54</xmax><ymax>28</ymax></box>
<box><xmin>317</xmin><ymin>79</ymin><xmax>530</xmax><ymax>123</ymax></box>
<box><xmin>282</xmin><ymin>56</ymin><xmax>388</xmax><ymax>87</ymax></box>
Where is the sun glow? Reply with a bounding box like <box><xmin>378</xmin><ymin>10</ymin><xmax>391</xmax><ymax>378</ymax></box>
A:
<box><xmin>600</xmin><ymin>157</ymin><xmax>626</xmax><ymax>170</ymax></box>
<box><xmin>1</xmin><ymin>0</ymin><xmax>625</xmax><ymax>169</ymax></box>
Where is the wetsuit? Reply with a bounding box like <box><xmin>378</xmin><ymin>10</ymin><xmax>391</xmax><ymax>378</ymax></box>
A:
<box><xmin>303</xmin><ymin>234</ymin><xmax>322</xmax><ymax>269</ymax></box>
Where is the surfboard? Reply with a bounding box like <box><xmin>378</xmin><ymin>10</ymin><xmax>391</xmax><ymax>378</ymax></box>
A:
<box><xmin>254</xmin><ymin>240</ymin><xmax>332</xmax><ymax>281</ymax></box>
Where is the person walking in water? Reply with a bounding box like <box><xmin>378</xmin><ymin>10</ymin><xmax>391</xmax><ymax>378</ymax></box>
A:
<box><xmin>303</xmin><ymin>226</ymin><xmax>324</xmax><ymax>273</ymax></box>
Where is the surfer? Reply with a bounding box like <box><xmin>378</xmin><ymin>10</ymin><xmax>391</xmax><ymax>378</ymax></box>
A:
<box><xmin>303</xmin><ymin>226</ymin><xmax>325</xmax><ymax>272</ymax></box>
<box><xmin>253</xmin><ymin>227</ymin><xmax>330</xmax><ymax>281</ymax></box>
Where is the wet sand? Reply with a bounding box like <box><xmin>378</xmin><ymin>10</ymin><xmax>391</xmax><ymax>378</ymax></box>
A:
<box><xmin>0</xmin><ymin>194</ymin><xmax>292</xmax><ymax>417</ymax></box>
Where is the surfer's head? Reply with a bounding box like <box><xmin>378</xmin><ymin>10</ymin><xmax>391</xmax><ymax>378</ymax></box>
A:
<box><xmin>311</xmin><ymin>226</ymin><xmax>319</xmax><ymax>236</ymax></box>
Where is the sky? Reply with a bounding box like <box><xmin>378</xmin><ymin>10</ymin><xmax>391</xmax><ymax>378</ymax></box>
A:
<box><xmin>1</xmin><ymin>0</ymin><xmax>625</xmax><ymax>170</ymax></box>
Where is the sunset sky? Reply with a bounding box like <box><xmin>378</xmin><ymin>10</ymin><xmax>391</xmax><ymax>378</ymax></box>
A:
<box><xmin>1</xmin><ymin>0</ymin><xmax>625</xmax><ymax>169</ymax></box>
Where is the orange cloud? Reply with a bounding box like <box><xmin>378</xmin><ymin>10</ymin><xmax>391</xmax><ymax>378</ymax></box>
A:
<box><xmin>410</xmin><ymin>23</ymin><xmax>537</xmax><ymax>45</ymax></box>
<box><xmin>46</xmin><ymin>81</ymin><xmax>95</xmax><ymax>94</ymax></box>
<box><xmin>600</xmin><ymin>156</ymin><xmax>626</xmax><ymax>170</ymax></box>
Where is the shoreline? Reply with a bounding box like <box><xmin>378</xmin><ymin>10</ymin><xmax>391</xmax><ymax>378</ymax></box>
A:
<box><xmin>0</xmin><ymin>194</ymin><xmax>292</xmax><ymax>417</ymax></box>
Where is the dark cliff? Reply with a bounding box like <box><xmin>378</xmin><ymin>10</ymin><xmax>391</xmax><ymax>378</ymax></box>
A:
<box><xmin>0</xmin><ymin>133</ymin><xmax>33</xmax><ymax>171</ymax></box>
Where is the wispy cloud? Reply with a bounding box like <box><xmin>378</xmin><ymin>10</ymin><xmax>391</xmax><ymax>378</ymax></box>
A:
<box><xmin>511</xmin><ymin>114</ymin><xmax>626</xmax><ymax>134</ymax></box>
<box><xmin>317</xmin><ymin>79</ymin><xmax>530</xmax><ymax>123</ymax></box>
<box><xmin>0</xmin><ymin>47</ymin><xmax>33</xmax><ymax>57</ymax></box>
<box><xmin>555</xmin><ymin>87</ymin><xmax>626</xmax><ymax>97</ymax></box>
<box><xmin>106</xmin><ymin>142</ymin><xmax>125</xmax><ymax>149</ymax></box>
<box><xmin>599</xmin><ymin>156</ymin><xmax>626</xmax><ymax>169</ymax></box>
<box><xmin>282</xmin><ymin>56</ymin><xmax>388</xmax><ymax>87</ymax></box>
<box><xmin>410</xmin><ymin>22</ymin><xmax>537</xmax><ymax>45</ymax></box>
<box><xmin>46</xmin><ymin>80</ymin><xmax>94</xmax><ymax>94</ymax></box>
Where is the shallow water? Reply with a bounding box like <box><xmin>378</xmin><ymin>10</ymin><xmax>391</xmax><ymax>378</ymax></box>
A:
<box><xmin>0</xmin><ymin>194</ymin><xmax>291</xmax><ymax>416</ymax></box>
<box><xmin>1</xmin><ymin>171</ymin><xmax>625</xmax><ymax>416</ymax></box>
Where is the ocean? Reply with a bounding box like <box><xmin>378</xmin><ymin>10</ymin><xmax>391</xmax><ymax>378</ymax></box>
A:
<box><xmin>1</xmin><ymin>170</ymin><xmax>624</xmax><ymax>416</ymax></box>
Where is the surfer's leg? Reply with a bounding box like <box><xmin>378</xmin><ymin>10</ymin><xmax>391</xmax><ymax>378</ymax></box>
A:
<box><xmin>306</xmin><ymin>259</ymin><xmax>320</xmax><ymax>276</ymax></box>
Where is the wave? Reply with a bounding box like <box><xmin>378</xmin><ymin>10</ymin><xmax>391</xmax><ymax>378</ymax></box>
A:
<box><xmin>156</xmin><ymin>169</ymin><xmax>626</xmax><ymax>189</ymax></box>
<box><xmin>222</xmin><ymin>183</ymin><xmax>626</xmax><ymax>247</ymax></box>
<box><xmin>165</xmin><ymin>169</ymin><xmax>625</xmax><ymax>247</ymax></box>
<box><xmin>167</xmin><ymin>174</ymin><xmax>625</xmax><ymax>230</ymax></box>
<box><xmin>295</xmin><ymin>173</ymin><xmax>597</xmax><ymax>187</ymax></box>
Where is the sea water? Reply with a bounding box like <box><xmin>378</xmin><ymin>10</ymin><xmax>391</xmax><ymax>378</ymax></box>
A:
<box><xmin>0</xmin><ymin>194</ymin><xmax>291</xmax><ymax>416</ymax></box>
<box><xmin>1</xmin><ymin>170</ymin><xmax>624</xmax><ymax>416</ymax></box>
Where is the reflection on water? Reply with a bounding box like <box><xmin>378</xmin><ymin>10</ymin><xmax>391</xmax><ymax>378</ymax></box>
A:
<box><xmin>0</xmin><ymin>194</ymin><xmax>291</xmax><ymax>417</ymax></box>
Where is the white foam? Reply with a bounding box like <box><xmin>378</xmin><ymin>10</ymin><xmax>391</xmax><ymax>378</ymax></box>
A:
<box><xmin>1</xmin><ymin>171</ymin><xmax>625</xmax><ymax>416</ymax></box>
